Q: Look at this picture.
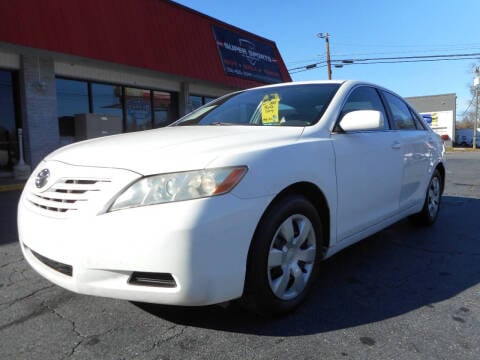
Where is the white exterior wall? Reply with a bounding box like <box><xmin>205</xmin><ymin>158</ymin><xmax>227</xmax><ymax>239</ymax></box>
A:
<box><xmin>420</xmin><ymin>110</ymin><xmax>454</xmax><ymax>140</ymax></box>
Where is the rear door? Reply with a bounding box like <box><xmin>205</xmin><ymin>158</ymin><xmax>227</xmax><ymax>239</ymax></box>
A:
<box><xmin>380</xmin><ymin>91</ymin><xmax>432</xmax><ymax>211</ymax></box>
<box><xmin>332</xmin><ymin>86</ymin><xmax>403</xmax><ymax>243</ymax></box>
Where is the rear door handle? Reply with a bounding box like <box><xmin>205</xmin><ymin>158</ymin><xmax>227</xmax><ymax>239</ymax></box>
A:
<box><xmin>391</xmin><ymin>141</ymin><xmax>401</xmax><ymax>150</ymax></box>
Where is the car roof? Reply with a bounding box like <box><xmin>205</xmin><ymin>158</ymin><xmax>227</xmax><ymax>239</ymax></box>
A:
<box><xmin>249</xmin><ymin>80</ymin><xmax>346</xmax><ymax>91</ymax></box>
<box><xmin>245</xmin><ymin>80</ymin><xmax>398</xmax><ymax>93</ymax></box>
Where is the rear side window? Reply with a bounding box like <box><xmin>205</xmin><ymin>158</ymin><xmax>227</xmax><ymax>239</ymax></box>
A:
<box><xmin>382</xmin><ymin>92</ymin><xmax>417</xmax><ymax>130</ymax></box>
<box><xmin>410</xmin><ymin>109</ymin><xmax>428</xmax><ymax>130</ymax></box>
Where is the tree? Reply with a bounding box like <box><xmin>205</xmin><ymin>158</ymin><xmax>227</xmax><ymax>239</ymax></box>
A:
<box><xmin>457</xmin><ymin>84</ymin><xmax>477</xmax><ymax>129</ymax></box>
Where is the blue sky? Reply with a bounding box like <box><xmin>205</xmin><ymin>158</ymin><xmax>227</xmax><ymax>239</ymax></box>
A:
<box><xmin>175</xmin><ymin>0</ymin><xmax>480</xmax><ymax>120</ymax></box>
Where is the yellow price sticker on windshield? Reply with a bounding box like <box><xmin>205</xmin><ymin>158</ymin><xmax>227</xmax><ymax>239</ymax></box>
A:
<box><xmin>261</xmin><ymin>94</ymin><xmax>280</xmax><ymax>124</ymax></box>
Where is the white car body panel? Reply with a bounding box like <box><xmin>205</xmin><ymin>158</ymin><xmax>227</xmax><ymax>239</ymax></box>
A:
<box><xmin>398</xmin><ymin>130</ymin><xmax>436</xmax><ymax>210</ymax></box>
<box><xmin>19</xmin><ymin>183</ymin><xmax>271</xmax><ymax>305</ymax></box>
<box><xmin>46</xmin><ymin>126</ymin><xmax>304</xmax><ymax>176</ymax></box>
<box><xmin>331</xmin><ymin>130</ymin><xmax>403</xmax><ymax>243</ymax></box>
<box><xmin>18</xmin><ymin>80</ymin><xmax>446</xmax><ymax>306</ymax></box>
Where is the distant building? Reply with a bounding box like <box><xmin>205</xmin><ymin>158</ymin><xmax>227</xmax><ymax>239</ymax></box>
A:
<box><xmin>0</xmin><ymin>0</ymin><xmax>291</xmax><ymax>172</ymax></box>
<box><xmin>406</xmin><ymin>93</ymin><xmax>456</xmax><ymax>144</ymax></box>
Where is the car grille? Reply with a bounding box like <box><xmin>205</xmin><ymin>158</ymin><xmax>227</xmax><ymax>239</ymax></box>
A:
<box><xmin>26</xmin><ymin>178</ymin><xmax>111</xmax><ymax>215</ymax></box>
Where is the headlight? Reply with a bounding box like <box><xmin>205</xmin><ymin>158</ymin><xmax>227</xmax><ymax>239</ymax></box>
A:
<box><xmin>109</xmin><ymin>166</ymin><xmax>248</xmax><ymax>212</ymax></box>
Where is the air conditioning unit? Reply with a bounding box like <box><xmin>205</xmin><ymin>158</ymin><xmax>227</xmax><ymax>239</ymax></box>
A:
<box><xmin>74</xmin><ymin>114</ymin><xmax>122</xmax><ymax>141</ymax></box>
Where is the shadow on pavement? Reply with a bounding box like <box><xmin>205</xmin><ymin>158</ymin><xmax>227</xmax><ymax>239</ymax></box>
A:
<box><xmin>134</xmin><ymin>195</ymin><xmax>480</xmax><ymax>335</ymax></box>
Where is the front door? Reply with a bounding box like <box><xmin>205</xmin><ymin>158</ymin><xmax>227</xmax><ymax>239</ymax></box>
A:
<box><xmin>332</xmin><ymin>86</ymin><xmax>403</xmax><ymax>243</ymax></box>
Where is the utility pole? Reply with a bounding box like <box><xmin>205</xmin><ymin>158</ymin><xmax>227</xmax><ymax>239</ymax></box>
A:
<box><xmin>317</xmin><ymin>33</ymin><xmax>332</xmax><ymax>80</ymax></box>
<box><xmin>474</xmin><ymin>66</ymin><xmax>479</xmax><ymax>149</ymax></box>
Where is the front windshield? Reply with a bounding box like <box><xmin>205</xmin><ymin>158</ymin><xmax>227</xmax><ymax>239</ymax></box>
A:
<box><xmin>173</xmin><ymin>83</ymin><xmax>341</xmax><ymax>127</ymax></box>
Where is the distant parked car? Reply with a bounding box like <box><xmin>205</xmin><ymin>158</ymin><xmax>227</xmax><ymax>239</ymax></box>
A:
<box><xmin>455</xmin><ymin>128</ymin><xmax>480</xmax><ymax>147</ymax></box>
<box><xmin>18</xmin><ymin>80</ymin><xmax>445</xmax><ymax>315</ymax></box>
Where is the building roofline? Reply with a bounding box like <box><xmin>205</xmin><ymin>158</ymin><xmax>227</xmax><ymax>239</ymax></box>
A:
<box><xmin>167</xmin><ymin>0</ymin><xmax>276</xmax><ymax>44</ymax></box>
<box><xmin>405</xmin><ymin>93</ymin><xmax>457</xmax><ymax>99</ymax></box>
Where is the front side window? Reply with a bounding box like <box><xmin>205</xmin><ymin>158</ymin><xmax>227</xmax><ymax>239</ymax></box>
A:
<box><xmin>382</xmin><ymin>92</ymin><xmax>417</xmax><ymax>130</ymax></box>
<box><xmin>340</xmin><ymin>86</ymin><xmax>388</xmax><ymax>130</ymax></box>
<box><xmin>174</xmin><ymin>84</ymin><xmax>340</xmax><ymax>127</ymax></box>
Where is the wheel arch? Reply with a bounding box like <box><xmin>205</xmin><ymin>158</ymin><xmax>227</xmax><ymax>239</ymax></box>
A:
<box><xmin>436</xmin><ymin>162</ymin><xmax>446</xmax><ymax>194</ymax></box>
<box><xmin>248</xmin><ymin>182</ymin><xmax>331</xmax><ymax>259</ymax></box>
<box><xmin>241</xmin><ymin>181</ymin><xmax>331</xmax><ymax>312</ymax></box>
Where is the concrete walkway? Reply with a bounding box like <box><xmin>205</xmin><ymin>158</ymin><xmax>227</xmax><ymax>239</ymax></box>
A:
<box><xmin>0</xmin><ymin>175</ymin><xmax>25</xmax><ymax>192</ymax></box>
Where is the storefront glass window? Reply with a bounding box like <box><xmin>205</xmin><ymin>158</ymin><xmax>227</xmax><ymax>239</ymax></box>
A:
<box><xmin>188</xmin><ymin>95</ymin><xmax>203</xmax><ymax>113</ymax></box>
<box><xmin>0</xmin><ymin>70</ymin><xmax>18</xmax><ymax>170</ymax></box>
<box><xmin>204</xmin><ymin>96</ymin><xmax>216</xmax><ymax>104</ymax></box>
<box><xmin>56</xmin><ymin>78</ymin><xmax>89</xmax><ymax>142</ymax></box>
<box><xmin>125</xmin><ymin>87</ymin><xmax>152</xmax><ymax>132</ymax></box>
<box><xmin>91</xmin><ymin>83</ymin><xmax>123</xmax><ymax>119</ymax></box>
<box><xmin>153</xmin><ymin>91</ymin><xmax>177</xmax><ymax>127</ymax></box>
<box><xmin>55</xmin><ymin>78</ymin><xmax>179</xmax><ymax>139</ymax></box>
<box><xmin>188</xmin><ymin>95</ymin><xmax>217</xmax><ymax>113</ymax></box>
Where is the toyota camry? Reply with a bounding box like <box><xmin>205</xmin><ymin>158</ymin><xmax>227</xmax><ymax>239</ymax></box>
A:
<box><xmin>18</xmin><ymin>80</ymin><xmax>445</xmax><ymax>315</ymax></box>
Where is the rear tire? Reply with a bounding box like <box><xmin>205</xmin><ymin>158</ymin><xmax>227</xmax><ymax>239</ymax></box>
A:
<box><xmin>240</xmin><ymin>195</ymin><xmax>323</xmax><ymax>316</ymax></box>
<box><xmin>409</xmin><ymin>169</ymin><xmax>442</xmax><ymax>226</ymax></box>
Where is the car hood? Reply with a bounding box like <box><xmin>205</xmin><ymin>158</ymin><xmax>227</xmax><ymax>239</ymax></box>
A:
<box><xmin>46</xmin><ymin>126</ymin><xmax>304</xmax><ymax>175</ymax></box>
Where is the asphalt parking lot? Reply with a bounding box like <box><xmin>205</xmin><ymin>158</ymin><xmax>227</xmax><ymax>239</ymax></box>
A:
<box><xmin>1</xmin><ymin>151</ymin><xmax>479</xmax><ymax>360</ymax></box>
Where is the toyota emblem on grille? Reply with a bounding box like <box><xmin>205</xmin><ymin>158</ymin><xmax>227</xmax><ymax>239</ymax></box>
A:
<box><xmin>35</xmin><ymin>168</ymin><xmax>50</xmax><ymax>189</ymax></box>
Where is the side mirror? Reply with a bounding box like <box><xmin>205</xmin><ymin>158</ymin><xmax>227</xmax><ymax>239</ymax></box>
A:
<box><xmin>339</xmin><ymin>110</ymin><xmax>385</xmax><ymax>132</ymax></box>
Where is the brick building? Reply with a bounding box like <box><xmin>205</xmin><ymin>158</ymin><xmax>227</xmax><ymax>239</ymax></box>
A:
<box><xmin>0</xmin><ymin>0</ymin><xmax>291</xmax><ymax>174</ymax></box>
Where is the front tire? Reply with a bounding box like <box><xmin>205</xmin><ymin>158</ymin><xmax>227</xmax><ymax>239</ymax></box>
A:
<box><xmin>240</xmin><ymin>195</ymin><xmax>324</xmax><ymax>316</ymax></box>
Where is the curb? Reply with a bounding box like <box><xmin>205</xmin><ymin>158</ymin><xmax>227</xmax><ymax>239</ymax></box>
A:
<box><xmin>0</xmin><ymin>183</ymin><xmax>25</xmax><ymax>192</ymax></box>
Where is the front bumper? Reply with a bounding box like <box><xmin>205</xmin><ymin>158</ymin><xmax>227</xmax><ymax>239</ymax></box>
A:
<box><xmin>18</xmin><ymin>164</ymin><xmax>272</xmax><ymax>306</ymax></box>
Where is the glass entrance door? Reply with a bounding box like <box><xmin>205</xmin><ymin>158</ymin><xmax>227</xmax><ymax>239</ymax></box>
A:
<box><xmin>0</xmin><ymin>70</ymin><xmax>18</xmax><ymax>172</ymax></box>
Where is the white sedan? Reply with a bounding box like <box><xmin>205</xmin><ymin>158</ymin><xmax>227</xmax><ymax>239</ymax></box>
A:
<box><xmin>18</xmin><ymin>80</ymin><xmax>445</xmax><ymax>315</ymax></box>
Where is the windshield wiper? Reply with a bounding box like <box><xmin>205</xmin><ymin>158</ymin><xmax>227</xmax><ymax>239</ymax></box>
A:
<box><xmin>209</xmin><ymin>122</ymin><xmax>240</xmax><ymax>126</ymax></box>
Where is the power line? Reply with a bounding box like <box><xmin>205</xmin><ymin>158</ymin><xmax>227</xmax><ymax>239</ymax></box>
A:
<box><xmin>348</xmin><ymin>57</ymin><xmax>480</xmax><ymax>65</ymax></box>
<box><xmin>286</xmin><ymin>56</ymin><xmax>325</xmax><ymax>66</ymax></box>
<box><xmin>329</xmin><ymin>47</ymin><xmax>480</xmax><ymax>59</ymax></box>
<box><xmin>288</xmin><ymin>52</ymin><xmax>480</xmax><ymax>73</ymax></box>
<box><xmin>339</xmin><ymin>52</ymin><xmax>480</xmax><ymax>63</ymax></box>
<box><xmin>286</xmin><ymin>44</ymin><xmax>480</xmax><ymax>71</ymax></box>
<box><xmin>332</xmin><ymin>42</ymin><xmax>480</xmax><ymax>49</ymax></box>
<box><xmin>461</xmin><ymin>97</ymin><xmax>474</xmax><ymax>117</ymax></box>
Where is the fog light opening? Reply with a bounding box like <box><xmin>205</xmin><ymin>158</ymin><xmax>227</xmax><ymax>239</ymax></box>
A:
<box><xmin>128</xmin><ymin>272</ymin><xmax>177</xmax><ymax>288</ymax></box>
<box><xmin>30</xmin><ymin>249</ymin><xmax>73</xmax><ymax>277</ymax></box>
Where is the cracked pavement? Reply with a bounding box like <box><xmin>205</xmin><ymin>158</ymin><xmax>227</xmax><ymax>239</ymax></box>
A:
<box><xmin>1</xmin><ymin>151</ymin><xmax>479</xmax><ymax>360</ymax></box>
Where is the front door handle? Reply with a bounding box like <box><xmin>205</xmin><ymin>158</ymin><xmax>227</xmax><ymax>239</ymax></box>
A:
<box><xmin>391</xmin><ymin>141</ymin><xmax>401</xmax><ymax>150</ymax></box>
